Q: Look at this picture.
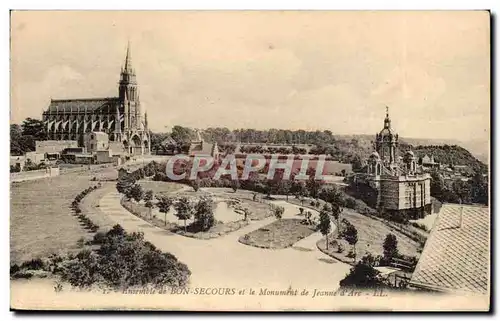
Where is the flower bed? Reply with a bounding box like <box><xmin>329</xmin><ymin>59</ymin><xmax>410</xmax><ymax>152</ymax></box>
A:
<box><xmin>239</xmin><ymin>219</ymin><xmax>316</xmax><ymax>249</ymax></box>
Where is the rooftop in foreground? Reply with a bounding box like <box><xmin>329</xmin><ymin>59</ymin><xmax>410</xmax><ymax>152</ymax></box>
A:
<box><xmin>410</xmin><ymin>203</ymin><xmax>489</xmax><ymax>294</ymax></box>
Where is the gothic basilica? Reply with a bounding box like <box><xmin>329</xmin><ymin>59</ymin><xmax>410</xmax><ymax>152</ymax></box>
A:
<box><xmin>42</xmin><ymin>43</ymin><xmax>150</xmax><ymax>155</ymax></box>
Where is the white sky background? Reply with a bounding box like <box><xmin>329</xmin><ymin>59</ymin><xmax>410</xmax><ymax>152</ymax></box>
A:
<box><xmin>10</xmin><ymin>11</ymin><xmax>490</xmax><ymax>143</ymax></box>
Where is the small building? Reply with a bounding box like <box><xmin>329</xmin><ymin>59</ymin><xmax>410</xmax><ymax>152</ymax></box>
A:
<box><xmin>95</xmin><ymin>150</ymin><xmax>113</xmax><ymax>164</ymax></box>
<box><xmin>420</xmin><ymin>154</ymin><xmax>440</xmax><ymax>169</ymax></box>
<box><xmin>188</xmin><ymin>130</ymin><xmax>220</xmax><ymax>160</ymax></box>
<box><xmin>36</xmin><ymin>140</ymin><xmax>78</xmax><ymax>154</ymax></box>
<box><xmin>73</xmin><ymin>153</ymin><xmax>94</xmax><ymax>164</ymax></box>
<box><xmin>10</xmin><ymin>156</ymin><xmax>25</xmax><ymax>171</ymax></box>
<box><xmin>410</xmin><ymin>203</ymin><xmax>489</xmax><ymax>294</ymax></box>
<box><xmin>84</xmin><ymin>131</ymin><xmax>109</xmax><ymax>153</ymax></box>
<box><xmin>25</xmin><ymin>151</ymin><xmax>45</xmax><ymax>164</ymax></box>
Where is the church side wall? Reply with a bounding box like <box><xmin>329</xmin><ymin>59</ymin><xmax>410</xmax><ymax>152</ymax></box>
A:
<box><xmin>379</xmin><ymin>179</ymin><xmax>400</xmax><ymax>210</ymax></box>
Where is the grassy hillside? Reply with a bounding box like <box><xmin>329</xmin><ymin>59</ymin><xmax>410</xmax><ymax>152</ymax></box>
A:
<box><xmin>411</xmin><ymin>144</ymin><xmax>487</xmax><ymax>173</ymax></box>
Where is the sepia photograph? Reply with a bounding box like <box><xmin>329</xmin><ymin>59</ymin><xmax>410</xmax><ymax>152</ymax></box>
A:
<box><xmin>9</xmin><ymin>10</ymin><xmax>490</xmax><ymax>311</ymax></box>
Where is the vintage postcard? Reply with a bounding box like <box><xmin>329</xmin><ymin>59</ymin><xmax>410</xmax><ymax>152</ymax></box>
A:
<box><xmin>10</xmin><ymin>11</ymin><xmax>490</xmax><ymax>311</ymax></box>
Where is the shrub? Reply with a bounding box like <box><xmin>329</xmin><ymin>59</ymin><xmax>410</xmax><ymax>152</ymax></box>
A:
<box><xmin>193</xmin><ymin>197</ymin><xmax>215</xmax><ymax>231</ymax></box>
<box><xmin>339</xmin><ymin>253</ymin><xmax>383</xmax><ymax>288</ymax></box>
<box><xmin>10</xmin><ymin>264</ymin><xmax>20</xmax><ymax>275</ymax></box>
<box><xmin>383</xmin><ymin>233</ymin><xmax>399</xmax><ymax>261</ymax></box>
<box><xmin>410</xmin><ymin>222</ymin><xmax>428</xmax><ymax>232</ymax></box>
<box><xmin>20</xmin><ymin>258</ymin><xmax>46</xmax><ymax>271</ymax></box>
<box><xmin>54</xmin><ymin>225</ymin><xmax>191</xmax><ymax>289</ymax></box>
<box><xmin>77</xmin><ymin>237</ymin><xmax>86</xmax><ymax>248</ymax></box>
<box><xmin>59</xmin><ymin>249</ymin><xmax>101</xmax><ymax>287</ymax></box>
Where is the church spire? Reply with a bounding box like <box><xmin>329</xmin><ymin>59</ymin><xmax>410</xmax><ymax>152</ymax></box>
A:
<box><xmin>123</xmin><ymin>40</ymin><xmax>133</xmax><ymax>74</ymax></box>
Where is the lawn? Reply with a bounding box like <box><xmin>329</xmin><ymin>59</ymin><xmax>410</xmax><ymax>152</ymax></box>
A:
<box><xmin>239</xmin><ymin>218</ymin><xmax>316</xmax><ymax>249</ymax></box>
<box><xmin>179</xmin><ymin>187</ymin><xmax>274</xmax><ymax>220</ymax></box>
<box><xmin>121</xmin><ymin>197</ymin><xmax>249</xmax><ymax>239</ymax></box>
<box><xmin>317</xmin><ymin>208</ymin><xmax>422</xmax><ymax>265</ymax></box>
<box><xmin>79</xmin><ymin>182</ymin><xmax>120</xmax><ymax>233</ymax></box>
<box><xmin>10</xmin><ymin>167</ymin><xmax>118</xmax><ymax>264</ymax></box>
<box><xmin>137</xmin><ymin>179</ymin><xmax>184</xmax><ymax>196</ymax></box>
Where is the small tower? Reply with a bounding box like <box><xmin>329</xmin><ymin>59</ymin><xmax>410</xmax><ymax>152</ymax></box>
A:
<box><xmin>375</xmin><ymin>106</ymin><xmax>399</xmax><ymax>168</ymax></box>
<box><xmin>211</xmin><ymin>141</ymin><xmax>219</xmax><ymax>160</ymax></box>
<box><xmin>368</xmin><ymin>151</ymin><xmax>382</xmax><ymax>176</ymax></box>
<box><xmin>403</xmin><ymin>150</ymin><xmax>417</xmax><ymax>175</ymax></box>
<box><xmin>144</xmin><ymin>111</ymin><xmax>149</xmax><ymax>131</ymax></box>
<box><xmin>113</xmin><ymin>104</ymin><xmax>122</xmax><ymax>142</ymax></box>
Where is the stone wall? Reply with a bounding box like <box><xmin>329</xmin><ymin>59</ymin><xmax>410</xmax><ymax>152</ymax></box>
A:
<box><xmin>10</xmin><ymin>167</ymin><xmax>60</xmax><ymax>183</ymax></box>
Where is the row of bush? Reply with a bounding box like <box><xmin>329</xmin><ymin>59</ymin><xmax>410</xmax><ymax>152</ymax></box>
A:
<box><xmin>70</xmin><ymin>185</ymin><xmax>101</xmax><ymax>233</ymax></box>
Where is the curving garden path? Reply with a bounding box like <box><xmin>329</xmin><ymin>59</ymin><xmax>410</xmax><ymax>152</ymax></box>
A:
<box><xmin>99</xmin><ymin>189</ymin><xmax>350</xmax><ymax>291</ymax></box>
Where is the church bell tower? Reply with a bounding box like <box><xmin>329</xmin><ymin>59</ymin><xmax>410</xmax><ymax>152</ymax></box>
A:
<box><xmin>375</xmin><ymin>107</ymin><xmax>399</xmax><ymax>170</ymax></box>
<box><xmin>119</xmin><ymin>41</ymin><xmax>141</xmax><ymax>132</ymax></box>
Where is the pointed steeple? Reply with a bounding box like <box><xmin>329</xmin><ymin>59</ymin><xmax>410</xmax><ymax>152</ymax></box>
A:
<box><xmin>123</xmin><ymin>40</ymin><xmax>133</xmax><ymax>74</ymax></box>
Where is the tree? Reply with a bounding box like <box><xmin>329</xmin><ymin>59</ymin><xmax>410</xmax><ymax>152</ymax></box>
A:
<box><xmin>193</xmin><ymin>197</ymin><xmax>215</xmax><ymax>231</ymax></box>
<box><xmin>351</xmin><ymin>155</ymin><xmax>363</xmax><ymax>172</ymax></box>
<box><xmin>470</xmin><ymin>172</ymin><xmax>488</xmax><ymax>205</ymax></box>
<box><xmin>305</xmin><ymin>211</ymin><xmax>312</xmax><ymax>225</ymax></box>
<box><xmin>144</xmin><ymin>200</ymin><xmax>154</xmax><ymax>219</ymax></box>
<box><xmin>21</xmin><ymin>118</ymin><xmax>47</xmax><ymax>141</ymax></box>
<box><xmin>383</xmin><ymin>233</ymin><xmax>399</xmax><ymax>263</ymax></box>
<box><xmin>174</xmin><ymin>197</ymin><xmax>193</xmax><ymax>232</ymax></box>
<box><xmin>343</xmin><ymin>224</ymin><xmax>358</xmax><ymax>261</ymax></box>
<box><xmin>231</xmin><ymin>180</ymin><xmax>240</xmax><ymax>193</ymax></box>
<box><xmin>292</xmin><ymin>180</ymin><xmax>307</xmax><ymax>198</ymax></box>
<box><xmin>144</xmin><ymin>190</ymin><xmax>154</xmax><ymax>202</ymax></box>
<box><xmin>132</xmin><ymin>184</ymin><xmax>144</xmax><ymax>202</ymax></box>
<box><xmin>143</xmin><ymin>190</ymin><xmax>154</xmax><ymax>218</ymax></box>
<box><xmin>242</xmin><ymin>208</ymin><xmax>251</xmax><ymax>221</ymax></box>
<box><xmin>156</xmin><ymin>195</ymin><xmax>174</xmax><ymax>225</ymax></box>
<box><xmin>339</xmin><ymin>254</ymin><xmax>382</xmax><ymax>288</ymax></box>
<box><xmin>331</xmin><ymin>202</ymin><xmax>343</xmax><ymax>239</ymax></box>
<box><xmin>273</xmin><ymin>205</ymin><xmax>284</xmax><ymax>220</ymax></box>
<box><xmin>306</xmin><ymin>167</ymin><xmax>322</xmax><ymax>199</ymax></box>
<box><xmin>270</xmin><ymin>205</ymin><xmax>285</xmax><ymax>247</ymax></box>
<box><xmin>116</xmin><ymin>174</ymin><xmax>135</xmax><ymax>194</ymax></box>
<box><xmin>430</xmin><ymin>170</ymin><xmax>445</xmax><ymax>200</ymax></box>
<box><xmin>171</xmin><ymin>125</ymin><xmax>195</xmax><ymax>143</ymax></box>
<box><xmin>10</xmin><ymin>124</ymin><xmax>23</xmax><ymax>155</ymax></box>
<box><xmin>127</xmin><ymin>184</ymin><xmax>144</xmax><ymax>202</ymax></box>
<box><xmin>281</xmin><ymin>179</ymin><xmax>292</xmax><ymax>201</ymax></box>
<box><xmin>191</xmin><ymin>179</ymin><xmax>200</xmax><ymax>192</ymax></box>
<box><xmin>318</xmin><ymin>208</ymin><xmax>332</xmax><ymax>250</ymax></box>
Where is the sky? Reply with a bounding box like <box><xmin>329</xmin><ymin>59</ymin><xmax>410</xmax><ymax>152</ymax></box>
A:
<box><xmin>11</xmin><ymin>11</ymin><xmax>490</xmax><ymax>144</ymax></box>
